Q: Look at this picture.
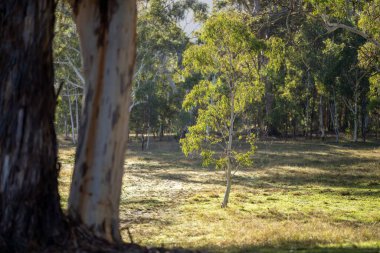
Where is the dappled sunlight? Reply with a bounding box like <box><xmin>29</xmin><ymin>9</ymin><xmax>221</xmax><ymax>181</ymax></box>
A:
<box><xmin>58</xmin><ymin>140</ymin><xmax>380</xmax><ymax>252</ymax></box>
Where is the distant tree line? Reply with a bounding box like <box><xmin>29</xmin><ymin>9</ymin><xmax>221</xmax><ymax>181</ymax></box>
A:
<box><xmin>54</xmin><ymin>0</ymin><xmax>380</xmax><ymax>145</ymax></box>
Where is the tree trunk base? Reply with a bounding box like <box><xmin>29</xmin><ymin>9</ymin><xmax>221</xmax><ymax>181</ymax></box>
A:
<box><xmin>1</xmin><ymin>217</ymin><xmax>202</xmax><ymax>253</ymax></box>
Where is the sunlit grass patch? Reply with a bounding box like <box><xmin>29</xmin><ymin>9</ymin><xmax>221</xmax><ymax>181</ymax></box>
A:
<box><xmin>59</xmin><ymin>139</ymin><xmax>380</xmax><ymax>252</ymax></box>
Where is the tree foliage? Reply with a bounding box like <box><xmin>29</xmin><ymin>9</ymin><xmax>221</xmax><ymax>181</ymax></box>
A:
<box><xmin>180</xmin><ymin>11</ymin><xmax>265</xmax><ymax>207</ymax></box>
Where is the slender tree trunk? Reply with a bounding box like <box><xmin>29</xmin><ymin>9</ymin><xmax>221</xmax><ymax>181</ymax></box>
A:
<box><xmin>319</xmin><ymin>96</ymin><xmax>325</xmax><ymax>141</ymax></box>
<box><xmin>377</xmin><ymin>115</ymin><xmax>379</xmax><ymax>139</ymax></box>
<box><xmin>305</xmin><ymin>98</ymin><xmax>310</xmax><ymax>138</ymax></box>
<box><xmin>353</xmin><ymin>94</ymin><xmax>358</xmax><ymax>142</ymax></box>
<box><xmin>0</xmin><ymin>1</ymin><xmax>66</xmax><ymax>251</ymax></box>
<box><xmin>330</xmin><ymin>96</ymin><xmax>339</xmax><ymax>143</ymax></box>
<box><xmin>221</xmin><ymin>159</ymin><xmax>232</xmax><ymax>208</ymax></box>
<box><xmin>334</xmin><ymin>94</ymin><xmax>339</xmax><ymax>143</ymax></box>
<box><xmin>305</xmin><ymin>71</ymin><xmax>311</xmax><ymax>139</ymax></box>
<box><xmin>159</xmin><ymin>123</ymin><xmax>164</xmax><ymax>141</ymax></box>
<box><xmin>65</xmin><ymin>115</ymin><xmax>69</xmax><ymax>139</ymax></box>
<box><xmin>361</xmin><ymin>96</ymin><xmax>368</xmax><ymax>142</ymax></box>
<box><xmin>221</xmin><ymin>92</ymin><xmax>235</xmax><ymax>208</ymax></box>
<box><xmin>67</xmin><ymin>87</ymin><xmax>76</xmax><ymax>144</ymax></box>
<box><xmin>68</xmin><ymin>0</ymin><xmax>136</xmax><ymax>243</ymax></box>
<box><xmin>146</xmin><ymin>125</ymin><xmax>151</xmax><ymax>150</ymax></box>
<box><xmin>141</xmin><ymin>133</ymin><xmax>145</xmax><ymax>151</ymax></box>
<box><xmin>311</xmin><ymin>89</ymin><xmax>316</xmax><ymax>139</ymax></box>
<box><xmin>285</xmin><ymin>121</ymin><xmax>288</xmax><ymax>140</ymax></box>
<box><xmin>75</xmin><ymin>87</ymin><xmax>80</xmax><ymax>142</ymax></box>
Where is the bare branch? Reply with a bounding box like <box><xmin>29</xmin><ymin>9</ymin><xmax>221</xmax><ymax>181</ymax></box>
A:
<box><xmin>65</xmin><ymin>56</ymin><xmax>85</xmax><ymax>84</ymax></box>
<box><xmin>322</xmin><ymin>15</ymin><xmax>380</xmax><ymax>49</ymax></box>
<box><xmin>66</xmin><ymin>79</ymin><xmax>84</xmax><ymax>90</ymax></box>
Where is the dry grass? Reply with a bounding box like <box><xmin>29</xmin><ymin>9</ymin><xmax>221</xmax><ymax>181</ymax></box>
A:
<box><xmin>58</xmin><ymin>137</ymin><xmax>380</xmax><ymax>252</ymax></box>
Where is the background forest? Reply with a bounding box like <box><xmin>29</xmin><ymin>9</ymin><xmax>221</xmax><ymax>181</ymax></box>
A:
<box><xmin>55</xmin><ymin>0</ymin><xmax>380</xmax><ymax>145</ymax></box>
<box><xmin>51</xmin><ymin>0</ymin><xmax>380</xmax><ymax>252</ymax></box>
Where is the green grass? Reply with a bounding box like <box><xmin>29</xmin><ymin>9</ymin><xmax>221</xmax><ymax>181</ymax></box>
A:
<box><xmin>58</xmin><ymin>138</ymin><xmax>380</xmax><ymax>252</ymax></box>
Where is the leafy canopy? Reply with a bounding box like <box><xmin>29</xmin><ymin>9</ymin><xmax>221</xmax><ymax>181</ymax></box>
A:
<box><xmin>180</xmin><ymin>11</ymin><xmax>264</xmax><ymax>169</ymax></box>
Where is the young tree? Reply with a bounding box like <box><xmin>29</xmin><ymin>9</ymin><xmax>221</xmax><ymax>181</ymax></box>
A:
<box><xmin>180</xmin><ymin>11</ymin><xmax>263</xmax><ymax>208</ymax></box>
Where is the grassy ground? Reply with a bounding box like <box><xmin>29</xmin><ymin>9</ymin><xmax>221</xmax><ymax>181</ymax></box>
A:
<box><xmin>58</xmin><ymin>137</ymin><xmax>380</xmax><ymax>253</ymax></box>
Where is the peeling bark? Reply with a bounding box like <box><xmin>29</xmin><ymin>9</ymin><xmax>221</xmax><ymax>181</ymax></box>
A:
<box><xmin>68</xmin><ymin>0</ymin><xmax>136</xmax><ymax>242</ymax></box>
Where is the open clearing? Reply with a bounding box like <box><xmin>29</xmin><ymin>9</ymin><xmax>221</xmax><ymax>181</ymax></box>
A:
<box><xmin>59</xmin><ymin>138</ymin><xmax>380</xmax><ymax>253</ymax></box>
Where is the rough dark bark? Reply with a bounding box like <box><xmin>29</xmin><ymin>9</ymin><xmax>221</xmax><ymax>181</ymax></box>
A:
<box><xmin>0</xmin><ymin>1</ymin><xmax>66</xmax><ymax>251</ymax></box>
<box><xmin>0</xmin><ymin>1</ymin><xmax>202</xmax><ymax>252</ymax></box>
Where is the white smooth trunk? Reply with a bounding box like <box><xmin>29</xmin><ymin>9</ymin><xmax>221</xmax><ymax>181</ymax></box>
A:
<box><xmin>64</xmin><ymin>115</ymin><xmax>68</xmax><ymax>138</ymax></box>
<box><xmin>68</xmin><ymin>0</ymin><xmax>136</xmax><ymax>242</ymax></box>
<box><xmin>330</xmin><ymin>97</ymin><xmax>339</xmax><ymax>143</ymax></box>
<box><xmin>67</xmin><ymin>87</ymin><xmax>76</xmax><ymax>144</ymax></box>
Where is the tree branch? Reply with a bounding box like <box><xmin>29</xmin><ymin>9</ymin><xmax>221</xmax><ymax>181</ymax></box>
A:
<box><xmin>322</xmin><ymin>15</ymin><xmax>380</xmax><ymax>49</ymax></box>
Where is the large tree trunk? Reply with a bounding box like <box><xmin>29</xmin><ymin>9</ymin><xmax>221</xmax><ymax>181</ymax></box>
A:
<box><xmin>68</xmin><ymin>0</ymin><xmax>136</xmax><ymax>243</ymax></box>
<box><xmin>0</xmin><ymin>0</ymin><xmax>65</xmax><ymax>251</ymax></box>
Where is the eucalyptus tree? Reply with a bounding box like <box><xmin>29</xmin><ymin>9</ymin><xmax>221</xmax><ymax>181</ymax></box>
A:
<box><xmin>130</xmin><ymin>0</ymin><xmax>208</xmax><ymax>145</ymax></box>
<box><xmin>1</xmin><ymin>0</ymin><xmax>139</xmax><ymax>250</ymax></box>
<box><xmin>309</xmin><ymin>1</ymin><xmax>379</xmax><ymax>142</ymax></box>
<box><xmin>0</xmin><ymin>0</ymin><xmax>66</xmax><ymax>250</ymax></box>
<box><xmin>67</xmin><ymin>0</ymin><xmax>137</xmax><ymax>242</ymax></box>
<box><xmin>54</xmin><ymin>1</ymin><xmax>83</xmax><ymax>143</ymax></box>
<box><xmin>308</xmin><ymin>0</ymin><xmax>380</xmax><ymax>49</ymax></box>
<box><xmin>315</xmin><ymin>39</ymin><xmax>346</xmax><ymax>142</ymax></box>
<box><xmin>213</xmin><ymin>0</ymin><xmax>380</xmax><ymax>141</ymax></box>
<box><xmin>214</xmin><ymin>0</ymin><xmax>313</xmax><ymax>137</ymax></box>
<box><xmin>181</xmin><ymin>11</ymin><xmax>264</xmax><ymax>207</ymax></box>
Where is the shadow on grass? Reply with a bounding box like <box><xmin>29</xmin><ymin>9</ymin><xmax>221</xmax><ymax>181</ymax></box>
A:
<box><xmin>149</xmin><ymin>169</ymin><xmax>379</xmax><ymax>192</ymax></box>
<box><xmin>126</xmin><ymin>140</ymin><xmax>380</xmax><ymax>190</ymax></box>
<box><xmin>199</xmin><ymin>244</ymin><xmax>380</xmax><ymax>253</ymax></box>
